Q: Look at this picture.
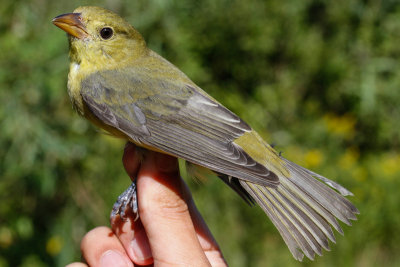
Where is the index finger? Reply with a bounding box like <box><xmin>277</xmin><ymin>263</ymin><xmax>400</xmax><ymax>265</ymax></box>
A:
<box><xmin>137</xmin><ymin>151</ymin><xmax>210</xmax><ymax>266</ymax></box>
<box><xmin>118</xmin><ymin>146</ymin><xmax>226</xmax><ymax>266</ymax></box>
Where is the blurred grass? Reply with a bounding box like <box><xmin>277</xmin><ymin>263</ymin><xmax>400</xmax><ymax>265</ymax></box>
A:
<box><xmin>0</xmin><ymin>0</ymin><xmax>399</xmax><ymax>266</ymax></box>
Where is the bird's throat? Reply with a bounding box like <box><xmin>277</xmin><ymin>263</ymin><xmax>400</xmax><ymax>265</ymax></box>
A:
<box><xmin>67</xmin><ymin>61</ymin><xmax>85</xmax><ymax>114</ymax></box>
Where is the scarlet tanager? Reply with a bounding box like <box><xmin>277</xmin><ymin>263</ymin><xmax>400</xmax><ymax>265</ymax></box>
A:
<box><xmin>52</xmin><ymin>6</ymin><xmax>359</xmax><ymax>261</ymax></box>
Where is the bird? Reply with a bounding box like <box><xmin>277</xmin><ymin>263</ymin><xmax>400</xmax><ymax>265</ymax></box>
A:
<box><xmin>52</xmin><ymin>6</ymin><xmax>359</xmax><ymax>261</ymax></box>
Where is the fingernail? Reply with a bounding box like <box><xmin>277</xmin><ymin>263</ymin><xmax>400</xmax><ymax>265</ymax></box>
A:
<box><xmin>100</xmin><ymin>250</ymin><xmax>132</xmax><ymax>267</ymax></box>
<box><xmin>131</xmin><ymin>231</ymin><xmax>152</xmax><ymax>261</ymax></box>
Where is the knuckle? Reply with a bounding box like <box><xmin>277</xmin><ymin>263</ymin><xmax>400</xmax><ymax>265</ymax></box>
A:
<box><xmin>140</xmin><ymin>185</ymin><xmax>190</xmax><ymax>220</ymax></box>
<box><xmin>158</xmin><ymin>194</ymin><xmax>189</xmax><ymax>217</ymax></box>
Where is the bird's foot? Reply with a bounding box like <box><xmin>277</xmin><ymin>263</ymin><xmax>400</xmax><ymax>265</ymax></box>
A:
<box><xmin>110</xmin><ymin>181</ymin><xmax>139</xmax><ymax>222</ymax></box>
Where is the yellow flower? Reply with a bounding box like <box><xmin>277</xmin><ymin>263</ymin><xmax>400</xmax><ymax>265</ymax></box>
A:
<box><xmin>0</xmin><ymin>227</ymin><xmax>13</xmax><ymax>249</ymax></box>
<box><xmin>351</xmin><ymin>166</ymin><xmax>367</xmax><ymax>182</ymax></box>
<box><xmin>323</xmin><ymin>113</ymin><xmax>356</xmax><ymax>139</ymax></box>
<box><xmin>381</xmin><ymin>153</ymin><xmax>400</xmax><ymax>178</ymax></box>
<box><xmin>46</xmin><ymin>236</ymin><xmax>63</xmax><ymax>256</ymax></box>
<box><xmin>339</xmin><ymin>147</ymin><xmax>360</xmax><ymax>170</ymax></box>
<box><xmin>304</xmin><ymin>149</ymin><xmax>323</xmax><ymax>168</ymax></box>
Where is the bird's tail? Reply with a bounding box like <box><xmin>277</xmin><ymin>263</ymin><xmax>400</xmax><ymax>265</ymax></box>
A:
<box><xmin>239</xmin><ymin>158</ymin><xmax>359</xmax><ymax>261</ymax></box>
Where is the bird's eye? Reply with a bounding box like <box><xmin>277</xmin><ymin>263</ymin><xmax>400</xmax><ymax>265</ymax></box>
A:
<box><xmin>100</xmin><ymin>27</ymin><xmax>113</xmax><ymax>39</ymax></box>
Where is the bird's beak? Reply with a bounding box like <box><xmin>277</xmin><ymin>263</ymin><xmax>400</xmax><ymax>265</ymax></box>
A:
<box><xmin>52</xmin><ymin>13</ymin><xmax>88</xmax><ymax>39</ymax></box>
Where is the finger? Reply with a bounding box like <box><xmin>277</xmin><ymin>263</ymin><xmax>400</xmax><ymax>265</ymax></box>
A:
<box><xmin>137</xmin><ymin>151</ymin><xmax>211</xmax><ymax>266</ymax></box>
<box><xmin>65</xmin><ymin>263</ymin><xmax>87</xmax><ymax>267</ymax></box>
<box><xmin>81</xmin><ymin>226</ymin><xmax>134</xmax><ymax>267</ymax></box>
<box><xmin>182</xmin><ymin>181</ymin><xmax>227</xmax><ymax>266</ymax></box>
<box><xmin>121</xmin><ymin>147</ymin><xmax>225</xmax><ymax>265</ymax></box>
<box><xmin>122</xmin><ymin>142</ymin><xmax>141</xmax><ymax>182</ymax></box>
<box><xmin>111</xmin><ymin>208</ymin><xmax>153</xmax><ymax>265</ymax></box>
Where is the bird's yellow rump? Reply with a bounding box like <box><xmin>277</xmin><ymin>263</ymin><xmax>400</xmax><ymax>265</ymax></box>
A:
<box><xmin>53</xmin><ymin>6</ymin><xmax>359</xmax><ymax>261</ymax></box>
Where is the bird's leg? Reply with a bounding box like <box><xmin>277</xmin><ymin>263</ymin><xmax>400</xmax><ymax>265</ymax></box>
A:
<box><xmin>110</xmin><ymin>181</ymin><xmax>139</xmax><ymax>221</ymax></box>
<box><xmin>110</xmin><ymin>142</ymin><xmax>143</xmax><ymax>222</ymax></box>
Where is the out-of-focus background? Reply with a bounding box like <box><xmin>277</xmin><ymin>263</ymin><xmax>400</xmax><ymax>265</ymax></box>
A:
<box><xmin>1</xmin><ymin>0</ymin><xmax>399</xmax><ymax>266</ymax></box>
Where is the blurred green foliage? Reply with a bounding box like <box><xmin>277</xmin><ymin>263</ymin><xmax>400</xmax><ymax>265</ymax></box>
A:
<box><xmin>1</xmin><ymin>0</ymin><xmax>399</xmax><ymax>266</ymax></box>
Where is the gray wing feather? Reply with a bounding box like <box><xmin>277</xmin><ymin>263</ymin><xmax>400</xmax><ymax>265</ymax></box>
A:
<box><xmin>80</xmin><ymin>68</ymin><xmax>279</xmax><ymax>187</ymax></box>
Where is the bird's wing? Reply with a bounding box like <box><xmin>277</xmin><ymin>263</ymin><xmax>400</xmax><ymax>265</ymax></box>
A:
<box><xmin>80</xmin><ymin>68</ymin><xmax>279</xmax><ymax>187</ymax></box>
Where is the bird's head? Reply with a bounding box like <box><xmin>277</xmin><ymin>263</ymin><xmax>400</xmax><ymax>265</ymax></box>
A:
<box><xmin>53</xmin><ymin>6</ymin><xmax>147</xmax><ymax>68</ymax></box>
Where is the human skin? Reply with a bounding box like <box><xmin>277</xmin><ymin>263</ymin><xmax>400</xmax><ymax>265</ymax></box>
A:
<box><xmin>66</xmin><ymin>143</ymin><xmax>227</xmax><ymax>267</ymax></box>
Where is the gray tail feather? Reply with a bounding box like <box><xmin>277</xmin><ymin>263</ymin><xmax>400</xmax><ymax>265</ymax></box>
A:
<box><xmin>186</xmin><ymin>161</ymin><xmax>255</xmax><ymax>205</ymax></box>
<box><xmin>218</xmin><ymin>174</ymin><xmax>255</xmax><ymax>206</ymax></box>
<box><xmin>240</xmin><ymin>158</ymin><xmax>359</xmax><ymax>261</ymax></box>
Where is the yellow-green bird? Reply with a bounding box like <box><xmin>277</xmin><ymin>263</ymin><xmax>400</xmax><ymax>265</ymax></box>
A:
<box><xmin>53</xmin><ymin>6</ymin><xmax>358</xmax><ymax>261</ymax></box>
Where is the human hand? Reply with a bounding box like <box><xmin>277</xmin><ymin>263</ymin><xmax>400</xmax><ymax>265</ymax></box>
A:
<box><xmin>67</xmin><ymin>143</ymin><xmax>227</xmax><ymax>266</ymax></box>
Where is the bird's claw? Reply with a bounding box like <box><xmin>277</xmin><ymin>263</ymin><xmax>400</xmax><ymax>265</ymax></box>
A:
<box><xmin>110</xmin><ymin>182</ymin><xmax>139</xmax><ymax>222</ymax></box>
